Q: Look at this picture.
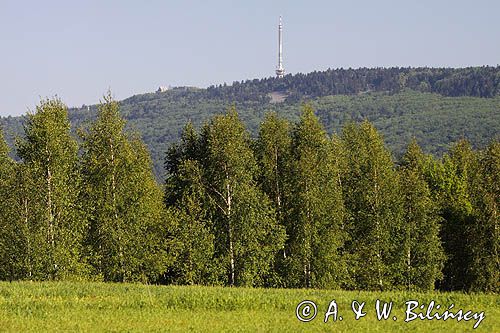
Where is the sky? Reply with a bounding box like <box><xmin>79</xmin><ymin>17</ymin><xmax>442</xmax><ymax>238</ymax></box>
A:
<box><xmin>1</xmin><ymin>0</ymin><xmax>499</xmax><ymax>116</ymax></box>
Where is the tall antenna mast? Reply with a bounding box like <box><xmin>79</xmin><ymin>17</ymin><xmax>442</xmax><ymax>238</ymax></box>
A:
<box><xmin>276</xmin><ymin>16</ymin><xmax>285</xmax><ymax>78</ymax></box>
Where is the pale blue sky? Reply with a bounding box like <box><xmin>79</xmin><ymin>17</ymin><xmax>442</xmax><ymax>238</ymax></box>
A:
<box><xmin>1</xmin><ymin>0</ymin><xmax>498</xmax><ymax>116</ymax></box>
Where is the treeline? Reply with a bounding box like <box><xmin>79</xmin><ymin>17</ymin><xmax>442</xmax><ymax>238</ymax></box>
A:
<box><xmin>205</xmin><ymin>66</ymin><xmax>500</xmax><ymax>102</ymax></box>
<box><xmin>121</xmin><ymin>67</ymin><xmax>500</xmax><ymax>105</ymax></box>
<box><xmin>0</xmin><ymin>95</ymin><xmax>498</xmax><ymax>292</ymax></box>
<box><xmin>2</xmin><ymin>68</ymin><xmax>499</xmax><ymax>182</ymax></box>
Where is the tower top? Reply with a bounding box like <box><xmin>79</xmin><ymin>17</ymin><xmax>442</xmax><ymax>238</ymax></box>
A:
<box><xmin>276</xmin><ymin>16</ymin><xmax>285</xmax><ymax>78</ymax></box>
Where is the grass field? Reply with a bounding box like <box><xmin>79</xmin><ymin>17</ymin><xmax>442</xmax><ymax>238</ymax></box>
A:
<box><xmin>0</xmin><ymin>281</ymin><xmax>498</xmax><ymax>332</ymax></box>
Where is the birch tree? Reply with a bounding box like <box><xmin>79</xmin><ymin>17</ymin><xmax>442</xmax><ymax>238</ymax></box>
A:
<box><xmin>81</xmin><ymin>93</ymin><xmax>167</xmax><ymax>282</ymax></box>
<box><xmin>0</xmin><ymin>128</ymin><xmax>23</xmax><ymax>280</ymax></box>
<box><xmin>398</xmin><ymin>140</ymin><xmax>445</xmax><ymax>290</ymax></box>
<box><xmin>467</xmin><ymin>141</ymin><xmax>499</xmax><ymax>292</ymax></box>
<box><xmin>17</xmin><ymin>98</ymin><xmax>87</xmax><ymax>279</ymax></box>
<box><xmin>283</xmin><ymin>105</ymin><xmax>347</xmax><ymax>288</ymax></box>
<box><xmin>200</xmin><ymin>107</ymin><xmax>285</xmax><ymax>286</ymax></box>
<box><xmin>341</xmin><ymin>121</ymin><xmax>403</xmax><ymax>290</ymax></box>
<box><xmin>164</xmin><ymin>124</ymin><xmax>216</xmax><ymax>285</ymax></box>
<box><xmin>255</xmin><ymin>112</ymin><xmax>291</xmax><ymax>221</ymax></box>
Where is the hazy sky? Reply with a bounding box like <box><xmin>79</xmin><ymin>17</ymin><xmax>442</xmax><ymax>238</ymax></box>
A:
<box><xmin>1</xmin><ymin>0</ymin><xmax>498</xmax><ymax>116</ymax></box>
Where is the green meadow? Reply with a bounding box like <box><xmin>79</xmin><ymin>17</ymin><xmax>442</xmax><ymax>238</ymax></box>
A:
<box><xmin>0</xmin><ymin>282</ymin><xmax>497</xmax><ymax>332</ymax></box>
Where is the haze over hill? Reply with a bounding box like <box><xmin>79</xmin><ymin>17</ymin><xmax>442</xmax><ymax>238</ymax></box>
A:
<box><xmin>1</xmin><ymin>66</ymin><xmax>499</xmax><ymax>179</ymax></box>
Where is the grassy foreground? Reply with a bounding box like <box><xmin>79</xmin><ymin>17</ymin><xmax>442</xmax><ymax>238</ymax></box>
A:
<box><xmin>0</xmin><ymin>281</ymin><xmax>498</xmax><ymax>332</ymax></box>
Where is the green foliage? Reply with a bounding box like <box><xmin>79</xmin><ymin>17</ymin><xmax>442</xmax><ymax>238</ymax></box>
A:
<box><xmin>164</xmin><ymin>123</ymin><xmax>219</xmax><ymax>285</ymax></box>
<box><xmin>466</xmin><ymin>142</ymin><xmax>500</xmax><ymax>292</ymax></box>
<box><xmin>254</xmin><ymin>113</ymin><xmax>291</xmax><ymax>286</ymax></box>
<box><xmin>2</xmin><ymin>88</ymin><xmax>500</xmax><ymax>183</ymax></box>
<box><xmin>80</xmin><ymin>93</ymin><xmax>167</xmax><ymax>283</ymax></box>
<box><xmin>0</xmin><ymin>92</ymin><xmax>498</xmax><ymax>293</ymax></box>
<box><xmin>255</xmin><ymin>112</ymin><xmax>291</xmax><ymax>217</ymax></box>
<box><xmin>431</xmin><ymin>141</ymin><xmax>477</xmax><ymax>291</ymax></box>
<box><xmin>164</xmin><ymin>160</ymin><xmax>217</xmax><ymax>285</ymax></box>
<box><xmin>15</xmin><ymin>98</ymin><xmax>87</xmax><ymax>280</ymax></box>
<box><xmin>0</xmin><ymin>128</ymin><xmax>21</xmax><ymax>280</ymax></box>
<box><xmin>398</xmin><ymin>141</ymin><xmax>446</xmax><ymax>291</ymax></box>
<box><xmin>0</xmin><ymin>162</ymin><xmax>39</xmax><ymax>281</ymax></box>
<box><xmin>92</xmin><ymin>90</ymin><xmax>500</xmax><ymax>181</ymax></box>
<box><xmin>165</xmin><ymin>108</ymin><xmax>286</xmax><ymax>287</ymax></box>
<box><xmin>281</xmin><ymin>105</ymin><xmax>347</xmax><ymax>289</ymax></box>
<box><xmin>202</xmin><ymin>66</ymin><xmax>500</xmax><ymax>100</ymax></box>
<box><xmin>412</xmin><ymin>139</ymin><xmax>500</xmax><ymax>292</ymax></box>
<box><xmin>200</xmin><ymin>108</ymin><xmax>286</xmax><ymax>286</ymax></box>
<box><xmin>2</xmin><ymin>67</ymin><xmax>500</xmax><ymax>182</ymax></box>
<box><xmin>0</xmin><ymin>128</ymin><xmax>9</xmax><ymax>157</ymax></box>
<box><xmin>341</xmin><ymin>121</ymin><xmax>403</xmax><ymax>290</ymax></box>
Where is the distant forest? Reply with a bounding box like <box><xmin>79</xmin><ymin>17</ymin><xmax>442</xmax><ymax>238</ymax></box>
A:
<box><xmin>1</xmin><ymin>66</ymin><xmax>499</xmax><ymax>181</ymax></box>
<box><xmin>0</xmin><ymin>95</ymin><xmax>498</xmax><ymax>293</ymax></box>
<box><xmin>202</xmin><ymin>66</ymin><xmax>500</xmax><ymax>101</ymax></box>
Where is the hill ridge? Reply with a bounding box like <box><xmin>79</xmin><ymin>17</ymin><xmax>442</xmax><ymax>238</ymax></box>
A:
<box><xmin>1</xmin><ymin>66</ymin><xmax>499</xmax><ymax>179</ymax></box>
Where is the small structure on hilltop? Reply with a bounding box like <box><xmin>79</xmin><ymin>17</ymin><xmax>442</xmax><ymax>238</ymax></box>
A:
<box><xmin>156</xmin><ymin>86</ymin><xmax>170</xmax><ymax>93</ymax></box>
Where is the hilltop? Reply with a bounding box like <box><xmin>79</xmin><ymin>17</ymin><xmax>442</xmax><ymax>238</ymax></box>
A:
<box><xmin>1</xmin><ymin>66</ymin><xmax>499</xmax><ymax>179</ymax></box>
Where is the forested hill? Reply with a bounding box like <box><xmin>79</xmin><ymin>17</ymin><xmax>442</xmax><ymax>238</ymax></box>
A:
<box><xmin>1</xmin><ymin>66</ymin><xmax>499</xmax><ymax>179</ymax></box>
<box><xmin>203</xmin><ymin>66</ymin><xmax>500</xmax><ymax>101</ymax></box>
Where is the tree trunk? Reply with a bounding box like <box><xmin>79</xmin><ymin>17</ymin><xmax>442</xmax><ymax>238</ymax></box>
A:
<box><xmin>23</xmin><ymin>196</ymin><xmax>32</xmax><ymax>279</ymax></box>
<box><xmin>110</xmin><ymin>138</ymin><xmax>125</xmax><ymax>282</ymax></box>
<box><xmin>373</xmin><ymin>169</ymin><xmax>383</xmax><ymax>290</ymax></box>
<box><xmin>227</xmin><ymin>181</ymin><xmax>235</xmax><ymax>286</ymax></box>
<box><xmin>45</xmin><ymin>145</ymin><xmax>55</xmax><ymax>278</ymax></box>
<box><xmin>407</xmin><ymin>203</ymin><xmax>412</xmax><ymax>291</ymax></box>
<box><xmin>274</xmin><ymin>147</ymin><xmax>281</xmax><ymax>212</ymax></box>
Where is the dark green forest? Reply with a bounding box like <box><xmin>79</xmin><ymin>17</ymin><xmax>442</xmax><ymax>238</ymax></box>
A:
<box><xmin>0</xmin><ymin>94</ymin><xmax>498</xmax><ymax>293</ymax></box>
<box><xmin>1</xmin><ymin>67</ymin><xmax>499</xmax><ymax>179</ymax></box>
